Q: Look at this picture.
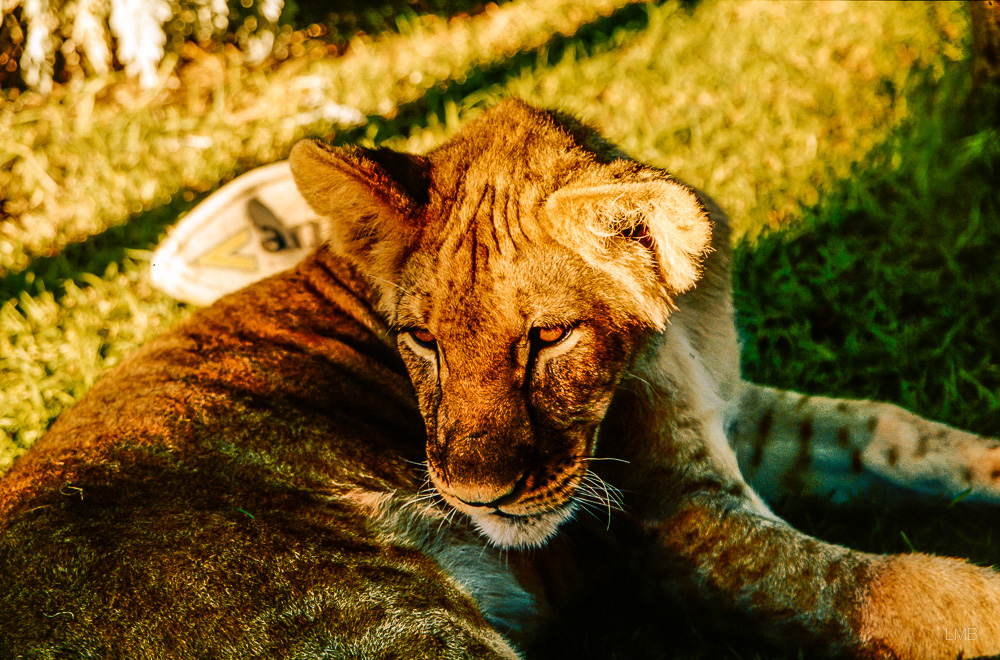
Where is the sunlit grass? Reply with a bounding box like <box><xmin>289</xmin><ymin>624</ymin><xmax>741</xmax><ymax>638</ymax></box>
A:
<box><xmin>0</xmin><ymin>258</ymin><xmax>186</xmax><ymax>469</ymax></box>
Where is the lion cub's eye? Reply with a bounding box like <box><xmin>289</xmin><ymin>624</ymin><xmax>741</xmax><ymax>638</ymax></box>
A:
<box><xmin>409</xmin><ymin>328</ymin><xmax>437</xmax><ymax>350</ymax></box>
<box><xmin>531</xmin><ymin>326</ymin><xmax>571</xmax><ymax>348</ymax></box>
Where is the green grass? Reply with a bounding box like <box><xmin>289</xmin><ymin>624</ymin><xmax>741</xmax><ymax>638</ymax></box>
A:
<box><xmin>737</xmin><ymin>70</ymin><xmax>1000</xmax><ymax>439</ymax></box>
<box><xmin>2</xmin><ymin>0</ymin><xmax>999</xmax><ymax>657</ymax></box>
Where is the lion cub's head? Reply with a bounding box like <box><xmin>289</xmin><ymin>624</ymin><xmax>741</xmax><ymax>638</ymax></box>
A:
<box><xmin>290</xmin><ymin>100</ymin><xmax>711</xmax><ymax>548</ymax></box>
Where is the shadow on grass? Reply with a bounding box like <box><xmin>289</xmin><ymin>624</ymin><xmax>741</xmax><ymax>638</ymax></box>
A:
<box><xmin>0</xmin><ymin>1</ymin><xmax>654</xmax><ymax>305</ymax></box>
<box><xmin>0</xmin><ymin>195</ymin><xmax>201</xmax><ymax>303</ymax></box>
<box><xmin>348</xmin><ymin>1</ymin><xmax>656</xmax><ymax>144</ymax></box>
<box><xmin>292</xmin><ymin>0</ymin><xmax>515</xmax><ymax>44</ymax></box>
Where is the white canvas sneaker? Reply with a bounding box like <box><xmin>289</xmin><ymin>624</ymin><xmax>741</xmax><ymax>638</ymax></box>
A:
<box><xmin>151</xmin><ymin>160</ymin><xmax>326</xmax><ymax>306</ymax></box>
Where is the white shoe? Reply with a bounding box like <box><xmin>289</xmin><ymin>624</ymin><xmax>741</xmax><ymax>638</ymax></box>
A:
<box><xmin>151</xmin><ymin>161</ymin><xmax>325</xmax><ymax>306</ymax></box>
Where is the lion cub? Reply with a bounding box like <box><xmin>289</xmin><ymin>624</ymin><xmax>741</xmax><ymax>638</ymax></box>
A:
<box><xmin>2</xmin><ymin>99</ymin><xmax>1000</xmax><ymax>659</ymax></box>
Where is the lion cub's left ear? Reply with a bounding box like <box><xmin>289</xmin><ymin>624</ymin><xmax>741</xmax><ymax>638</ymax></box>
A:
<box><xmin>545</xmin><ymin>178</ymin><xmax>712</xmax><ymax>326</ymax></box>
<box><xmin>288</xmin><ymin>139</ymin><xmax>429</xmax><ymax>281</ymax></box>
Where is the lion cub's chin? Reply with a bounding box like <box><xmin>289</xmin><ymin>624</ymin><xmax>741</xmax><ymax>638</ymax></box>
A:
<box><xmin>466</xmin><ymin>504</ymin><xmax>578</xmax><ymax>549</ymax></box>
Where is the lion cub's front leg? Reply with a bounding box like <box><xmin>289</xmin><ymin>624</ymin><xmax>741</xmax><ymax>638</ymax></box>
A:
<box><xmin>606</xmin><ymin>327</ymin><xmax>1000</xmax><ymax>659</ymax></box>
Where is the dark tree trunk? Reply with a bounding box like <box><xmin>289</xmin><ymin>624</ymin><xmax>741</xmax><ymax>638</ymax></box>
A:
<box><xmin>970</xmin><ymin>1</ymin><xmax>1000</xmax><ymax>87</ymax></box>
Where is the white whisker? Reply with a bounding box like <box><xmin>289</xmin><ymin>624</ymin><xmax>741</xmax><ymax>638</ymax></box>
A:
<box><xmin>402</xmin><ymin>459</ymin><xmax>429</xmax><ymax>468</ymax></box>
<box><xmin>582</xmin><ymin>470</ymin><xmax>627</xmax><ymax>505</ymax></box>
<box><xmin>436</xmin><ymin>510</ymin><xmax>451</xmax><ymax>534</ymax></box>
<box><xmin>572</xmin><ymin>469</ymin><xmax>627</xmax><ymax>532</ymax></box>
<box><xmin>369</xmin><ymin>275</ymin><xmax>410</xmax><ymax>296</ymax></box>
<box><xmin>622</xmin><ymin>371</ymin><xmax>654</xmax><ymax>390</ymax></box>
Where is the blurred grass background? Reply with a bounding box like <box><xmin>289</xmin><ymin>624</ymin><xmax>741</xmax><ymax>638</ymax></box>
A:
<box><xmin>2</xmin><ymin>1</ymin><xmax>999</xmax><ymax>657</ymax></box>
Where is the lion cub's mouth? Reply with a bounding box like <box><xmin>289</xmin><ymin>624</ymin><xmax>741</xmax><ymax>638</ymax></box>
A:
<box><xmin>491</xmin><ymin>510</ymin><xmax>522</xmax><ymax>519</ymax></box>
<box><xmin>428</xmin><ymin>465</ymin><xmax>584</xmax><ymax>549</ymax></box>
<box><xmin>470</xmin><ymin>504</ymin><xmax>578</xmax><ymax>549</ymax></box>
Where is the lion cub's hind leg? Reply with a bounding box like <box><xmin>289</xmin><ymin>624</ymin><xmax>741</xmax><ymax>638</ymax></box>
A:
<box><xmin>727</xmin><ymin>382</ymin><xmax>1000</xmax><ymax>504</ymax></box>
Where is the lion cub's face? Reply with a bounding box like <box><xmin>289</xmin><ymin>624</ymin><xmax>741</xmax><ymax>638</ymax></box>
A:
<box><xmin>291</xmin><ymin>100</ymin><xmax>711</xmax><ymax>547</ymax></box>
<box><xmin>394</xmin><ymin>239</ymin><xmax>640</xmax><ymax>547</ymax></box>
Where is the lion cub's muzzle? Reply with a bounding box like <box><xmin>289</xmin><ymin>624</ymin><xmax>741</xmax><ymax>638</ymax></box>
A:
<box><xmin>427</xmin><ymin>448</ymin><xmax>586</xmax><ymax>549</ymax></box>
<box><xmin>419</xmin><ymin>381</ymin><xmax>595</xmax><ymax>546</ymax></box>
<box><xmin>430</xmin><ymin>428</ymin><xmax>536</xmax><ymax>506</ymax></box>
<box><xmin>425</xmin><ymin>424</ymin><xmax>587</xmax><ymax>524</ymax></box>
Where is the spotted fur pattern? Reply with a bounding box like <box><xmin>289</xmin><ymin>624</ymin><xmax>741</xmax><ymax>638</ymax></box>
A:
<box><xmin>729</xmin><ymin>383</ymin><xmax>1000</xmax><ymax>505</ymax></box>
<box><xmin>1</xmin><ymin>99</ymin><xmax>999</xmax><ymax>659</ymax></box>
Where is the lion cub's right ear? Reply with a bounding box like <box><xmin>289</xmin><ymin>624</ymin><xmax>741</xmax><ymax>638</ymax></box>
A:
<box><xmin>288</xmin><ymin>139</ymin><xmax>430</xmax><ymax>279</ymax></box>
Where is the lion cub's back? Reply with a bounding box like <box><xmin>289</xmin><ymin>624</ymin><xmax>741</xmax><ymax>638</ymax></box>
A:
<box><xmin>1</xmin><ymin>249</ymin><xmax>422</xmax><ymax>512</ymax></box>
<box><xmin>0</xmin><ymin>251</ymin><xmax>502</xmax><ymax>658</ymax></box>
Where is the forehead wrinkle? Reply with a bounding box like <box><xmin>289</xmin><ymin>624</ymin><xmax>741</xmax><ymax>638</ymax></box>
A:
<box><xmin>439</xmin><ymin>181</ymin><xmax>488</xmax><ymax>292</ymax></box>
<box><xmin>428</xmin><ymin>168</ymin><xmax>506</xmax><ymax>294</ymax></box>
<box><xmin>413</xmin><ymin>141</ymin><xmax>593</xmax><ymax>333</ymax></box>
<box><xmin>492</xmin><ymin>172</ymin><xmax>541</xmax><ymax>260</ymax></box>
<box><xmin>424</xmin><ymin>247</ymin><xmax>527</xmax><ymax>344</ymax></box>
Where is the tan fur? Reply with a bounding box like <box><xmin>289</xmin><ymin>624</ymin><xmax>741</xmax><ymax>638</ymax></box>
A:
<box><xmin>2</xmin><ymin>99</ymin><xmax>999</xmax><ymax>659</ymax></box>
<box><xmin>860</xmin><ymin>554</ymin><xmax>1000</xmax><ymax>659</ymax></box>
